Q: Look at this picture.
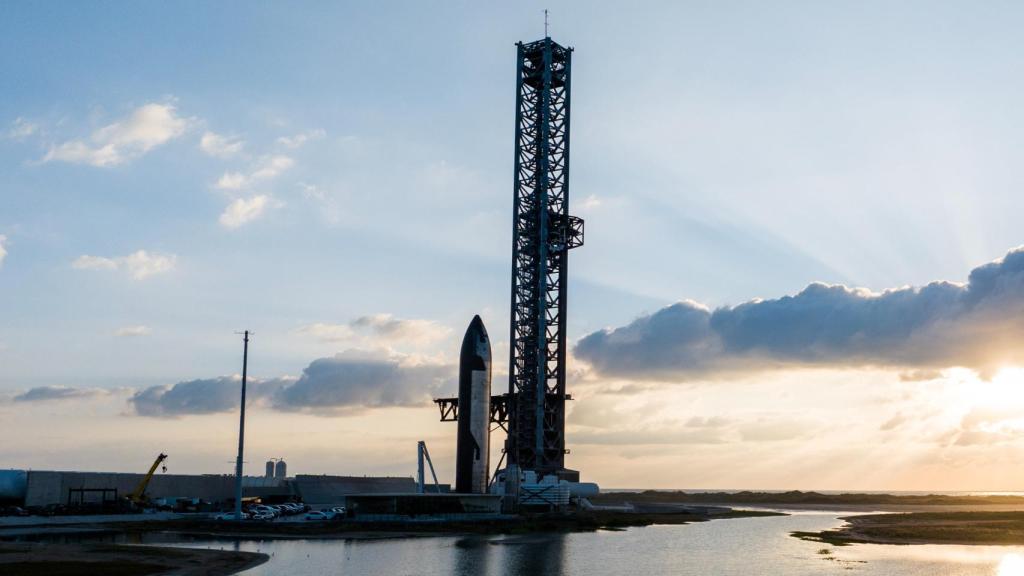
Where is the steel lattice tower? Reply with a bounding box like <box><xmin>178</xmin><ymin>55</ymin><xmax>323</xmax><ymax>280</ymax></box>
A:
<box><xmin>506</xmin><ymin>37</ymin><xmax>584</xmax><ymax>478</ymax></box>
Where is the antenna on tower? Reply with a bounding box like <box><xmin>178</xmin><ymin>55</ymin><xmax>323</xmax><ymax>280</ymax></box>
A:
<box><xmin>544</xmin><ymin>9</ymin><xmax>549</xmax><ymax>37</ymax></box>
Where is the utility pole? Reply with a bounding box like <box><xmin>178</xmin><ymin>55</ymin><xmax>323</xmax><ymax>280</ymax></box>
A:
<box><xmin>233</xmin><ymin>330</ymin><xmax>250</xmax><ymax>521</ymax></box>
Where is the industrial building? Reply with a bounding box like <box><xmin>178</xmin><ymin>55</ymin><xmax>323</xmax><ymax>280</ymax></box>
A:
<box><xmin>0</xmin><ymin>467</ymin><xmax>431</xmax><ymax>512</ymax></box>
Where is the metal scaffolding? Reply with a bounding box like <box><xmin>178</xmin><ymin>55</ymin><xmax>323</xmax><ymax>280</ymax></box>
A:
<box><xmin>506</xmin><ymin>37</ymin><xmax>583</xmax><ymax>478</ymax></box>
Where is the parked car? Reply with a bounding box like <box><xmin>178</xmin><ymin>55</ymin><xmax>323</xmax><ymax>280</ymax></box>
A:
<box><xmin>328</xmin><ymin>506</ymin><xmax>346</xmax><ymax>516</ymax></box>
<box><xmin>214</xmin><ymin>512</ymin><xmax>249</xmax><ymax>521</ymax></box>
<box><xmin>248</xmin><ymin>505</ymin><xmax>279</xmax><ymax>517</ymax></box>
<box><xmin>303</xmin><ymin>511</ymin><xmax>329</xmax><ymax>521</ymax></box>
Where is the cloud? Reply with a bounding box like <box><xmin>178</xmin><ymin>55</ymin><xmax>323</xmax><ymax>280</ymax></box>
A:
<box><xmin>579</xmin><ymin>194</ymin><xmax>603</xmax><ymax>210</ymax></box>
<box><xmin>214</xmin><ymin>155</ymin><xmax>293</xmax><ymax>191</ymax></box>
<box><xmin>8</xmin><ymin>118</ymin><xmax>37</xmax><ymax>140</ymax></box>
<box><xmin>575</xmin><ymin>247</ymin><xmax>1024</xmax><ymax>380</ymax></box>
<box><xmin>219</xmin><ymin>195</ymin><xmax>271</xmax><ymax>229</ymax></box>
<box><xmin>272</xmin><ymin>350</ymin><xmax>452</xmax><ymax>412</ymax></box>
<box><xmin>0</xmin><ymin>235</ymin><xmax>7</xmax><ymax>268</ymax></box>
<box><xmin>13</xmin><ymin>386</ymin><xmax>109</xmax><ymax>402</ymax></box>
<box><xmin>277</xmin><ymin>129</ymin><xmax>325</xmax><ymax>149</ymax></box>
<box><xmin>42</xmin><ymin>103</ymin><xmax>189</xmax><ymax>167</ymax></box>
<box><xmin>352</xmin><ymin>314</ymin><xmax>450</xmax><ymax>344</ymax></box>
<box><xmin>129</xmin><ymin>350</ymin><xmax>454</xmax><ymax>417</ymax></box>
<box><xmin>943</xmin><ymin>408</ymin><xmax>1024</xmax><ymax>447</ymax></box>
<box><xmin>199</xmin><ymin>131</ymin><xmax>244</xmax><ymax>158</ymax></box>
<box><xmin>72</xmin><ymin>250</ymin><xmax>177</xmax><ymax>280</ymax></box>
<box><xmin>131</xmin><ymin>376</ymin><xmax>259</xmax><ymax>417</ymax></box>
<box><xmin>298</xmin><ymin>182</ymin><xmax>328</xmax><ymax>202</ymax></box>
<box><xmin>115</xmin><ymin>325</ymin><xmax>151</xmax><ymax>337</ymax></box>
<box><xmin>215</xmin><ymin>172</ymin><xmax>246</xmax><ymax>190</ymax></box>
<box><xmin>880</xmin><ymin>413</ymin><xmax>907</xmax><ymax>431</ymax></box>
<box><xmin>899</xmin><ymin>369</ymin><xmax>944</xmax><ymax>382</ymax></box>
<box><xmin>297</xmin><ymin>182</ymin><xmax>345</xmax><ymax>225</ymax></box>
<box><xmin>298</xmin><ymin>314</ymin><xmax>451</xmax><ymax>347</ymax></box>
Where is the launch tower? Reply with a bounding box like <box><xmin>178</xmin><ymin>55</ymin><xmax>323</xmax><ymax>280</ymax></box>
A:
<box><xmin>433</xmin><ymin>36</ymin><xmax>583</xmax><ymax>502</ymax></box>
<box><xmin>506</xmin><ymin>37</ymin><xmax>583</xmax><ymax>480</ymax></box>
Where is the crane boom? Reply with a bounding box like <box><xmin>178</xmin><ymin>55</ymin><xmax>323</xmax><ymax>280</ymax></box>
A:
<box><xmin>128</xmin><ymin>453</ymin><xmax>167</xmax><ymax>503</ymax></box>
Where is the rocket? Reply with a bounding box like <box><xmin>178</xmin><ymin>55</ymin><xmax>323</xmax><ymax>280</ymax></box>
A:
<box><xmin>455</xmin><ymin>315</ymin><xmax>492</xmax><ymax>494</ymax></box>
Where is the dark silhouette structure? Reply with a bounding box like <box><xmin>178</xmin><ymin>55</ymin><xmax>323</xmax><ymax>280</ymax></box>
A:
<box><xmin>506</xmin><ymin>36</ymin><xmax>583</xmax><ymax>480</ymax></box>
<box><xmin>434</xmin><ymin>35</ymin><xmax>583</xmax><ymax>497</ymax></box>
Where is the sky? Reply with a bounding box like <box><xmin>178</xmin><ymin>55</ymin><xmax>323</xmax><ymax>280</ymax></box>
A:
<box><xmin>4</xmin><ymin>1</ymin><xmax>1024</xmax><ymax>490</ymax></box>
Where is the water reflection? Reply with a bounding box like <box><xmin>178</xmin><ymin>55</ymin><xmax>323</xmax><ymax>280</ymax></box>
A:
<box><xmin>452</xmin><ymin>536</ymin><xmax>491</xmax><ymax>575</ymax></box>
<box><xmin>498</xmin><ymin>534</ymin><xmax>566</xmax><ymax>576</ymax></box>
<box><xmin>998</xmin><ymin>553</ymin><xmax>1024</xmax><ymax>576</ymax></box>
<box><xmin>137</xmin><ymin>514</ymin><xmax>1024</xmax><ymax>576</ymax></box>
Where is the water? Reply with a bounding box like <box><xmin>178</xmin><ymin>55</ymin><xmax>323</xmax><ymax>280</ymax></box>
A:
<box><xmin>149</xmin><ymin>513</ymin><xmax>1024</xmax><ymax>575</ymax></box>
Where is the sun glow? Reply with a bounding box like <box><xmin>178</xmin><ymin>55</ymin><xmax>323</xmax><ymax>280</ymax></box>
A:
<box><xmin>970</xmin><ymin>366</ymin><xmax>1024</xmax><ymax>412</ymax></box>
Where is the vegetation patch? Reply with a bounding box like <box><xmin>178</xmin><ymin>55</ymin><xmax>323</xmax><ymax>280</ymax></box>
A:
<box><xmin>591</xmin><ymin>490</ymin><xmax>1024</xmax><ymax>507</ymax></box>
<box><xmin>1</xmin><ymin>560</ymin><xmax>167</xmax><ymax>576</ymax></box>
<box><xmin>791</xmin><ymin>511</ymin><xmax>1024</xmax><ymax>546</ymax></box>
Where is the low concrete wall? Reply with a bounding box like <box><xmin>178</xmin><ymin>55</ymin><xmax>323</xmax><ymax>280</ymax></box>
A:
<box><xmin>24</xmin><ymin>471</ymin><xmax>238</xmax><ymax>507</ymax></box>
<box><xmin>292</xmin><ymin>475</ymin><xmax>417</xmax><ymax>508</ymax></box>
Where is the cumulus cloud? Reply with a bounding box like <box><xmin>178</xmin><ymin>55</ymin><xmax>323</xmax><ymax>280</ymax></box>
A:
<box><xmin>8</xmin><ymin>117</ymin><xmax>37</xmax><ymax>140</ymax></box>
<box><xmin>0</xmin><ymin>235</ymin><xmax>7</xmax><ymax>268</ymax></box>
<box><xmin>272</xmin><ymin>350</ymin><xmax>452</xmax><ymax>412</ymax></box>
<box><xmin>14</xmin><ymin>386</ymin><xmax>109</xmax><ymax>402</ymax></box>
<box><xmin>199</xmin><ymin>131</ymin><xmax>244</xmax><ymax>158</ymax></box>
<box><xmin>215</xmin><ymin>172</ymin><xmax>247</xmax><ymax>190</ymax></box>
<box><xmin>214</xmin><ymin>155</ymin><xmax>293</xmax><ymax>191</ymax></box>
<box><xmin>42</xmin><ymin>103</ymin><xmax>189</xmax><ymax>167</ymax></box>
<box><xmin>277</xmin><ymin>129</ymin><xmax>325</xmax><ymax>149</ymax></box>
<box><xmin>575</xmin><ymin>247</ymin><xmax>1024</xmax><ymax>380</ymax></box>
<box><xmin>219</xmin><ymin>195</ymin><xmax>270</xmax><ymax>229</ymax></box>
<box><xmin>129</xmin><ymin>376</ymin><xmax>294</xmax><ymax>416</ymax></box>
<box><xmin>72</xmin><ymin>250</ymin><xmax>176</xmax><ymax>280</ymax></box>
<box><xmin>298</xmin><ymin>315</ymin><xmax>451</xmax><ymax>348</ymax></box>
<box><xmin>129</xmin><ymin>350</ymin><xmax>454</xmax><ymax>417</ymax></box>
<box><xmin>115</xmin><ymin>325</ymin><xmax>151</xmax><ymax>337</ymax></box>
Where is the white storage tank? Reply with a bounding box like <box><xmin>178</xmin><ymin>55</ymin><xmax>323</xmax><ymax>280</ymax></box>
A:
<box><xmin>274</xmin><ymin>459</ymin><xmax>287</xmax><ymax>479</ymax></box>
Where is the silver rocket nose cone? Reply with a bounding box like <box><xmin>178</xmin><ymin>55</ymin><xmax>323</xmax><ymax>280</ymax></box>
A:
<box><xmin>469</xmin><ymin>314</ymin><xmax>486</xmax><ymax>335</ymax></box>
<box><xmin>460</xmin><ymin>315</ymin><xmax>491</xmax><ymax>371</ymax></box>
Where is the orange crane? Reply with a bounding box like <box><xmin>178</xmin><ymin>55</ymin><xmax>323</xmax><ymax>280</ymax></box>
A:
<box><xmin>127</xmin><ymin>453</ymin><xmax>167</xmax><ymax>505</ymax></box>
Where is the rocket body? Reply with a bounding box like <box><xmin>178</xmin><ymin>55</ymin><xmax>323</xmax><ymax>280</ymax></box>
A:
<box><xmin>455</xmin><ymin>315</ymin><xmax>492</xmax><ymax>494</ymax></box>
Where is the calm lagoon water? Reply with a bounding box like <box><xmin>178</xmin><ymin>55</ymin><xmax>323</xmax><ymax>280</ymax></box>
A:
<box><xmin>157</xmin><ymin>512</ymin><xmax>1024</xmax><ymax>575</ymax></box>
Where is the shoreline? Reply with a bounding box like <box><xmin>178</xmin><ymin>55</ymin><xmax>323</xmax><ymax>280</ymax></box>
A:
<box><xmin>0</xmin><ymin>541</ymin><xmax>268</xmax><ymax>576</ymax></box>
<box><xmin>792</xmin><ymin>511</ymin><xmax>1024</xmax><ymax>546</ymax></box>
<box><xmin>0</xmin><ymin>508</ymin><xmax>784</xmax><ymax>543</ymax></box>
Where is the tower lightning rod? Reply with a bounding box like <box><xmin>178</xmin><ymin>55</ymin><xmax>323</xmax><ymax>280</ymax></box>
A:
<box><xmin>233</xmin><ymin>330</ymin><xmax>250</xmax><ymax>521</ymax></box>
<box><xmin>544</xmin><ymin>9</ymin><xmax>549</xmax><ymax>37</ymax></box>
